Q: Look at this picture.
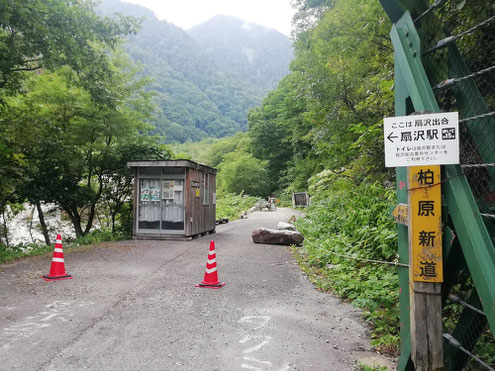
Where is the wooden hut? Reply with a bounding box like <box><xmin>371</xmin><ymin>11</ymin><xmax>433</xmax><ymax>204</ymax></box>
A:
<box><xmin>127</xmin><ymin>160</ymin><xmax>217</xmax><ymax>239</ymax></box>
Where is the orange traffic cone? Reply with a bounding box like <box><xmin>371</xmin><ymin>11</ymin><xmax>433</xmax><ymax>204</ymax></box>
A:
<box><xmin>43</xmin><ymin>234</ymin><xmax>72</xmax><ymax>281</ymax></box>
<box><xmin>196</xmin><ymin>240</ymin><xmax>226</xmax><ymax>289</ymax></box>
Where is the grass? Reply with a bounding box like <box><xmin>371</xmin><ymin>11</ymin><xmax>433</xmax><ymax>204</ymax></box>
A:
<box><xmin>216</xmin><ymin>192</ymin><xmax>260</xmax><ymax>221</ymax></box>
<box><xmin>0</xmin><ymin>230</ymin><xmax>128</xmax><ymax>264</ymax></box>
<box><xmin>292</xmin><ymin>176</ymin><xmax>400</xmax><ymax>354</ymax></box>
<box><xmin>359</xmin><ymin>365</ymin><xmax>388</xmax><ymax>371</ymax></box>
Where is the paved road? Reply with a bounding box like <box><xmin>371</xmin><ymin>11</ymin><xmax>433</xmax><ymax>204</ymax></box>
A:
<box><xmin>0</xmin><ymin>208</ymin><xmax>392</xmax><ymax>370</ymax></box>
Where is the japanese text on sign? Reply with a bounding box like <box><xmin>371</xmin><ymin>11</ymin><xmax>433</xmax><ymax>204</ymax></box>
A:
<box><xmin>408</xmin><ymin>165</ymin><xmax>443</xmax><ymax>283</ymax></box>
<box><xmin>384</xmin><ymin>112</ymin><xmax>459</xmax><ymax>167</ymax></box>
<box><xmin>392</xmin><ymin>203</ymin><xmax>408</xmax><ymax>226</ymax></box>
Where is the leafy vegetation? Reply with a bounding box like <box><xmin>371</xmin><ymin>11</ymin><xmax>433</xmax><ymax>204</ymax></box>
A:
<box><xmin>217</xmin><ymin>153</ymin><xmax>270</xmax><ymax>197</ymax></box>
<box><xmin>0</xmin><ymin>0</ymin><xmax>139</xmax><ymax>96</ymax></box>
<box><xmin>359</xmin><ymin>365</ymin><xmax>387</xmax><ymax>371</ymax></box>
<box><xmin>248</xmin><ymin>0</ymin><xmax>394</xmax><ymax>194</ymax></box>
<box><xmin>294</xmin><ymin>173</ymin><xmax>399</xmax><ymax>351</ymax></box>
<box><xmin>0</xmin><ymin>229</ymin><xmax>127</xmax><ymax>264</ymax></box>
<box><xmin>0</xmin><ymin>0</ymin><xmax>169</xmax><ymax>244</ymax></box>
<box><xmin>216</xmin><ymin>193</ymin><xmax>260</xmax><ymax>221</ymax></box>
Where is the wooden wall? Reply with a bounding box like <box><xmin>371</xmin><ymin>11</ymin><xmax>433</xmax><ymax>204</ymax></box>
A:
<box><xmin>185</xmin><ymin>168</ymin><xmax>216</xmax><ymax>236</ymax></box>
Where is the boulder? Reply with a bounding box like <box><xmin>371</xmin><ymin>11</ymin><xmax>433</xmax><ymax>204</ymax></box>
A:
<box><xmin>255</xmin><ymin>200</ymin><xmax>274</xmax><ymax>211</ymax></box>
<box><xmin>251</xmin><ymin>227</ymin><xmax>304</xmax><ymax>246</ymax></box>
<box><xmin>277</xmin><ymin>222</ymin><xmax>296</xmax><ymax>231</ymax></box>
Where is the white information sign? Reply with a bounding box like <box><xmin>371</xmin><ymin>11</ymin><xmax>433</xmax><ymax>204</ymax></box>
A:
<box><xmin>383</xmin><ymin>112</ymin><xmax>459</xmax><ymax>167</ymax></box>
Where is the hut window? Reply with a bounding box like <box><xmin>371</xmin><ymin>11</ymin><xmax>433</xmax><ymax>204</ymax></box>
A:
<box><xmin>203</xmin><ymin>173</ymin><xmax>209</xmax><ymax>204</ymax></box>
<box><xmin>139</xmin><ymin>167</ymin><xmax>161</xmax><ymax>177</ymax></box>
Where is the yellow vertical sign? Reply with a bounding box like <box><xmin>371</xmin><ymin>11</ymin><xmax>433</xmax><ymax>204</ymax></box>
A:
<box><xmin>408</xmin><ymin>165</ymin><xmax>443</xmax><ymax>282</ymax></box>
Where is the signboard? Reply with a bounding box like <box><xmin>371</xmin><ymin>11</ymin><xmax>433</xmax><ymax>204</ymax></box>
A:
<box><xmin>140</xmin><ymin>188</ymin><xmax>150</xmax><ymax>202</ymax></box>
<box><xmin>392</xmin><ymin>203</ymin><xmax>408</xmax><ymax>226</ymax></box>
<box><xmin>384</xmin><ymin>112</ymin><xmax>459</xmax><ymax>167</ymax></box>
<box><xmin>409</xmin><ymin>165</ymin><xmax>443</xmax><ymax>283</ymax></box>
<box><xmin>162</xmin><ymin>181</ymin><xmax>175</xmax><ymax>200</ymax></box>
<box><xmin>191</xmin><ymin>180</ymin><xmax>201</xmax><ymax>198</ymax></box>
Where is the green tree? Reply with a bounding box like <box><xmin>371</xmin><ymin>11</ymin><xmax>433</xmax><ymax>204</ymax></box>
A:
<box><xmin>248</xmin><ymin>73</ymin><xmax>311</xmax><ymax>191</ymax></box>
<box><xmin>0</xmin><ymin>0</ymin><xmax>143</xmax><ymax>243</ymax></box>
<box><xmin>204</xmin><ymin>133</ymin><xmax>250</xmax><ymax>167</ymax></box>
<box><xmin>5</xmin><ymin>61</ymin><xmax>167</xmax><ymax>238</ymax></box>
<box><xmin>248</xmin><ymin>0</ymin><xmax>394</xmax><ymax>192</ymax></box>
<box><xmin>217</xmin><ymin>152</ymin><xmax>270</xmax><ymax>197</ymax></box>
<box><xmin>0</xmin><ymin>0</ymin><xmax>139</xmax><ymax>97</ymax></box>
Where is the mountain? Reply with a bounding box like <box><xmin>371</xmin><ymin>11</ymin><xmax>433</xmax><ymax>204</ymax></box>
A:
<box><xmin>98</xmin><ymin>0</ymin><xmax>293</xmax><ymax>143</ymax></box>
<box><xmin>189</xmin><ymin>15</ymin><xmax>293</xmax><ymax>92</ymax></box>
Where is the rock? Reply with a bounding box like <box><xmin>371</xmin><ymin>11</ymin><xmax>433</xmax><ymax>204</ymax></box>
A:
<box><xmin>255</xmin><ymin>200</ymin><xmax>274</xmax><ymax>211</ymax></box>
<box><xmin>251</xmin><ymin>228</ymin><xmax>304</xmax><ymax>246</ymax></box>
<box><xmin>277</xmin><ymin>222</ymin><xmax>296</xmax><ymax>231</ymax></box>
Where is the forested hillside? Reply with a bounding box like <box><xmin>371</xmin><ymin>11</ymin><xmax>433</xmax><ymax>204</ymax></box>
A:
<box><xmin>98</xmin><ymin>0</ymin><xmax>293</xmax><ymax>143</ymax></box>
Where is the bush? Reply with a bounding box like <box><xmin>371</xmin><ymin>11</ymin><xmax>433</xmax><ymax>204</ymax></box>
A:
<box><xmin>216</xmin><ymin>192</ymin><xmax>260</xmax><ymax>221</ymax></box>
<box><xmin>294</xmin><ymin>171</ymin><xmax>399</xmax><ymax>352</ymax></box>
<box><xmin>115</xmin><ymin>202</ymin><xmax>133</xmax><ymax>237</ymax></box>
<box><xmin>0</xmin><ymin>229</ymin><xmax>127</xmax><ymax>263</ymax></box>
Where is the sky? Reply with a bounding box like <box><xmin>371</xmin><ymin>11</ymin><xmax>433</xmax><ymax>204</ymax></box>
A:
<box><xmin>123</xmin><ymin>0</ymin><xmax>296</xmax><ymax>36</ymax></box>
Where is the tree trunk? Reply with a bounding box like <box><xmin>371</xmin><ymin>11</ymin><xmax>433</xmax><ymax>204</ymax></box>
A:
<box><xmin>1</xmin><ymin>211</ymin><xmax>10</xmax><ymax>248</ymax></box>
<box><xmin>111</xmin><ymin>210</ymin><xmax>118</xmax><ymax>233</ymax></box>
<box><xmin>84</xmin><ymin>174</ymin><xmax>104</xmax><ymax>235</ymax></box>
<box><xmin>36</xmin><ymin>202</ymin><xmax>51</xmax><ymax>245</ymax></box>
<box><xmin>84</xmin><ymin>203</ymin><xmax>96</xmax><ymax>235</ymax></box>
<box><xmin>65</xmin><ymin>207</ymin><xmax>84</xmax><ymax>238</ymax></box>
<box><xmin>28</xmin><ymin>206</ymin><xmax>35</xmax><ymax>243</ymax></box>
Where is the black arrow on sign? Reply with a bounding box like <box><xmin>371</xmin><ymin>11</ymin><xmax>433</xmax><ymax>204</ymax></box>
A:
<box><xmin>387</xmin><ymin>132</ymin><xmax>398</xmax><ymax>143</ymax></box>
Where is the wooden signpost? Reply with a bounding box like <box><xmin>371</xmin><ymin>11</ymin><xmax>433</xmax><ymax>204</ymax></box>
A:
<box><xmin>408</xmin><ymin>165</ymin><xmax>443</xmax><ymax>370</ymax></box>
<box><xmin>408</xmin><ymin>166</ymin><xmax>443</xmax><ymax>283</ymax></box>
<box><xmin>385</xmin><ymin>112</ymin><xmax>459</xmax><ymax>370</ymax></box>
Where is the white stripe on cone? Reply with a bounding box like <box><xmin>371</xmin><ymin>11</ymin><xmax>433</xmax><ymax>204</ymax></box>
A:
<box><xmin>207</xmin><ymin>258</ymin><xmax>216</xmax><ymax>264</ymax></box>
<box><xmin>52</xmin><ymin>257</ymin><xmax>64</xmax><ymax>263</ymax></box>
<box><xmin>205</xmin><ymin>267</ymin><xmax>217</xmax><ymax>274</ymax></box>
<box><xmin>54</xmin><ymin>248</ymin><xmax>63</xmax><ymax>253</ymax></box>
<box><xmin>208</xmin><ymin>250</ymin><xmax>216</xmax><ymax>256</ymax></box>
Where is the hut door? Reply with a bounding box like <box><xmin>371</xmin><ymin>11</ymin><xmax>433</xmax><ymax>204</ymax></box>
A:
<box><xmin>161</xmin><ymin>179</ymin><xmax>185</xmax><ymax>232</ymax></box>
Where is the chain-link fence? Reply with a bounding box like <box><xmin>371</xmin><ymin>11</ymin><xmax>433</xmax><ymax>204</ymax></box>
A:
<box><xmin>418</xmin><ymin>0</ymin><xmax>495</xmax><ymax>222</ymax></box>
<box><xmin>413</xmin><ymin>1</ymin><xmax>495</xmax><ymax>368</ymax></box>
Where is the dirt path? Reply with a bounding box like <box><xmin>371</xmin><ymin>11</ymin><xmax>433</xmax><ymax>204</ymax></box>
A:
<box><xmin>0</xmin><ymin>208</ymin><xmax>394</xmax><ymax>370</ymax></box>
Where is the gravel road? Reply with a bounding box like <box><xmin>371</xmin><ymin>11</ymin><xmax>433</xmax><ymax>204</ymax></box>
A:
<box><xmin>0</xmin><ymin>208</ymin><xmax>393</xmax><ymax>370</ymax></box>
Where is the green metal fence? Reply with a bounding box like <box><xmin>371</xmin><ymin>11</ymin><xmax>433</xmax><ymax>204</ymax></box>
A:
<box><xmin>380</xmin><ymin>0</ymin><xmax>495</xmax><ymax>369</ymax></box>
